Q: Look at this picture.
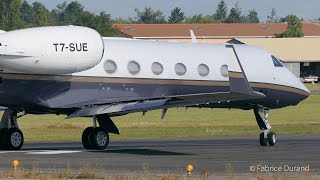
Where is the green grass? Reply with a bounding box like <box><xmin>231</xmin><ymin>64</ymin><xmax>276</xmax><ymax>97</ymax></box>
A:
<box><xmin>12</xmin><ymin>95</ymin><xmax>320</xmax><ymax>142</ymax></box>
<box><xmin>305</xmin><ymin>83</ymin><xmax>320</xmax><ymax>93</ymax></box>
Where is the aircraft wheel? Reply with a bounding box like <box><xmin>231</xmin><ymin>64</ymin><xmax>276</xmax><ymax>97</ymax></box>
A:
<box><xmin>6</xmin><ymin>128</ymin><xmax>24</xmax><ymax>150</ymax></box>
<box><xmin>267</xmin><ymin>132</ymin><xmax>276</xmax><ymax>146</ymax></box>
<box><xmin>0</xmin><ymin>128</ymin><xmax>8</xmax><ymax>150</ymax></box>
<box><xmin>91</xmin><ymin>127</ymin><xmax>109</xmax><ymax>150</ymax></box>
<box><xmin>259</xmin><ymin>132</ymin><xmax>268</xmax><ymax>146</ymax></box>
<box><xmin>82</xmin><ymin>127</ymin><xmax>95</xmax><ymax>149</ymax></box>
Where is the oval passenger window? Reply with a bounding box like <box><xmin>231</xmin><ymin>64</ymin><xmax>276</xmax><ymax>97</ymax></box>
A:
<box><xmin>175</xmin><ymin>63</ymin><xmax>187</xmax><ymax>76</ymax></box>
<box><xmin>198</xmin><ymin>64</ymin><xmax>210</xmax><ymax>77</ymax></box>
<box><xmin>220</xmin><ymin>64</ymin><xmax>229</xmax><ymax>77</ymax></box>
<box><xmin>152</xmin><ymin>62</ymin><xmax>164</xmax><ymax>75</ymax></box>
<box><xmin>104</xmin><ymin>60</ymin><xmax>117</xmax><ymax>74</ymax></box>
<box><xmin>128</xmin><ymin>61</ymin><xmax>140</xmax><ymax>74</ymax></box>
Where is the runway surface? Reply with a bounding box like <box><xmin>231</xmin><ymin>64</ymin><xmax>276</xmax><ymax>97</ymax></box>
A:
<box><xmin>0</xmin><ymin>135</ymin><xmax>319</xmax><ymax>175</ymax></box>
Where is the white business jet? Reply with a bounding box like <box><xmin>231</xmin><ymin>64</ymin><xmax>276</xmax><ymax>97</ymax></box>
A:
<box><xmin>0</xmin><ymin>26</ymin><xmax>310</xmax><ymax>150</ymax></box>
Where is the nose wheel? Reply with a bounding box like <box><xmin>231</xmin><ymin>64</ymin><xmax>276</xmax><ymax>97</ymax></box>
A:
<box><xmin>259</xmin><ymin>131</ymin><xmax>276</xmax><ymax>146</ymax></box>
<box><xmin>254</xmin><ymin>108</ymin><xmax>277</xmax><ymax>146</ymax></box>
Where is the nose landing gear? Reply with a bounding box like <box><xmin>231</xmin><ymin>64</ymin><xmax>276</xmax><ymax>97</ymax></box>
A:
<box><xmin>254</xmin><ymin>108</ymin><xmax>277</xmax><ymax>146</ymax></box>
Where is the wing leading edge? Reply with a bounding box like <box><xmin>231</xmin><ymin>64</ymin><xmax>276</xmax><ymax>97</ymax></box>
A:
<box><xmin>66</xmin><ymin>45</ymin><xmax>265</xmax><ymax>118</ymax></box>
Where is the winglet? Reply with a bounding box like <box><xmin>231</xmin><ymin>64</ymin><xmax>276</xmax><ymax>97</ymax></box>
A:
<box><xmin>226</xmin><ymin>45</ymin><xmax>257</xmax><ymax>96</ymax></box>
<box><xmin>190</xmin><ymin>30</ymin><xmax>197</xmax><ymax>43</ymax></box>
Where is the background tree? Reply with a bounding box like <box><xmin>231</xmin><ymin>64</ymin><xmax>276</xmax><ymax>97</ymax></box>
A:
<box><xmin>21</xmin><ymin>0</ymin><xmax>34</xmax><ymax>24</ymax></box>
<box><xmin>74</xmin><ymin>11</ymin><xmax>96</xmax><ymax>27</ymax></box>
<box><xmin>225</xmin><ymin>2</ymin><xmax>243</xmax><ymax>23</ymax></box>
<box><xmin>275</xmin><ymin>15</ymin><xmax>304</xmax><ymax>38</ymax></box>
<box><xmin>213</xmin><ymin>0</ymin><xmax>227</xmax><ymax>22</ymax></box>
<box><xmin>168</xmin><ymin>7</ymin><xmax>185</xmax><ymax>23</ymax></box>
<box><xmin>134</xmin><ymin>7</ymin><xmax>166</xmax><ymax>24</ymax></box>
<box><xmin>267</xmin><ymin>8</ymin><xmax>278</xmax><ymax>23</ymax></box>
<box><xmin>278</xmin><ymin>15</ymin><xmax>304</xmax><ymax>23</ymax></box>
<box><xmin>113</xmin><ymin>17</ymin><xmax>131</xmax><ymax>24</ymax></box>
<box><xmin>55</xmin><ymin>1</ymin><xmax>68</xmax><ymax>22</ymax></box>
<box><xmin>184</xmin><ymin>14</ymin><xmax>217</xmax><ymax>23</ymax></box>
<box><xmin>94</xmin><ymin>12</ymin><xmax>116</xmax><ymax>36</ymax></box>
<box><xmin>64</xmin><ymin>1</ymin><xmax>84</xmax><ymax>23</ymax></box>
<box><xmin>32</xmin><ymin>2</ymin><xmax>48</xmax><ymax>26</ymax></box>
<box><xmin>6</xmin><ymin>0</ymin><xmax>22</xmax><ymax>30</ymax></box>
<box><xmin>0</xmin><ymin>1</ymin><xmax>6</xmax><ymax>29</ymax></box>
<box><xmin>47</xmin><ymin>9</ymin><xmax>60</xmax><ymax>25</ymax></box>
<box><xmin>244</xmin><ymin>9</ymin><xmax>259</xmax><ymax>23</ymax></box>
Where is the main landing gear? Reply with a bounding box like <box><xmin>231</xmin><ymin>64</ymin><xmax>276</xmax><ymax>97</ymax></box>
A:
<box><xmin>254</xmin><ymin>108</ymin><xmax>276</xmax><ymax>146</ymax></box>
<box><xmin>81</xmin><ymin>115</ymin><xmax>120</xmax><ymax>150</ymax></box>
<box><xmin>0</xmin><ymin>110</ymin><xmax>24</xmax><ymax>150</ymax></box>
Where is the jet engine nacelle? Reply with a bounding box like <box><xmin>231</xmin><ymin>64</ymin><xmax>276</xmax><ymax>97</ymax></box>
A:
<box><xmin>0</xmin><ymin>26</ymin><xmax>104</xmax><ymax>74</ymax></box>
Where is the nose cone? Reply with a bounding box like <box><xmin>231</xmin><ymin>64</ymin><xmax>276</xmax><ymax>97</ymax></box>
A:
<box><xmin>297</xmin><ymin>80</ymin><xmax>311</xmax><ymax>97</ymax></box>
<box><xmin>292</xmin><ymin>80</ymin><xmax>310</xmax><ymax>106</ymax></box>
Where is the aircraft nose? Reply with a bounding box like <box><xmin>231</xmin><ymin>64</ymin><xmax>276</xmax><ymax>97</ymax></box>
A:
<box><xmin>298</xmin><ymin>80</ymin><xmax>310</xmax><ymax>97</ymax></box>
<box><xmin>295</xmin><ymin>79</ymin><xmax>310</xmax><ymax>103</ymax></box>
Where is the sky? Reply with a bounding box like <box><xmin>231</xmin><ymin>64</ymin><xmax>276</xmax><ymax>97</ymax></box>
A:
<box><xmin>27</xmin><ymin>0</ymin><xmax>318</xmax><ymax>22</ymax></box>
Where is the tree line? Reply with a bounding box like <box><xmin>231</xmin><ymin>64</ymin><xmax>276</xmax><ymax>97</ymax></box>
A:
<box><xmin>0</xmin><ymin>0</ymin><xmax>116</xmax><ymax>36</ymax></box>
<box><xmin>0</xmin><ymin>0</ymin><xmax>304</xmax><ymax>37</ymax></box>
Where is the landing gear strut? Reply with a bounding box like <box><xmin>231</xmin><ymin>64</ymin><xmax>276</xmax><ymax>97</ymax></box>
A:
<box><xmin>81</xmin><ymin>115</ymin><xmax>119</xmax><ymax>150</ymax></box>
<box><xmin>0</xmin><ymin>109</ymin><xmax>24</xmax><ymax>150</ymax></box>
<box><xmin>254</xmin><ymin>108</ymin><xmax>276</xmax><ymax>146</ymax></box>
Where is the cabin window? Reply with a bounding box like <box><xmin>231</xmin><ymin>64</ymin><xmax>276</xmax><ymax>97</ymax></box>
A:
<box><xmin>104</xmin><ymin>60</ymin><xmax>117</xmax><ymax>74</ymax></box>
<box><xmin>175</xmin><ymin>63</ymin><xmax>187</xmax><ymax>76</ymax></box>
<box><xmin>152</xmin><ymin>62</ymin><xmax>164</xmax><ymax>75</ymax></box>
<box><xmin>128</xmin><ymin>61</ymin><xmax>140</xmax><ymax>74</ymax></box>
<box><xmin>198</xmin><ymin>64</ymin><xmax>210</xmax><ymax>77</ymax></box>
<box><xmin>271</xmin><ymin>55</ymin><xmax>284</xmax><ymax>67</ymax></box>
<box><xmin>220</xmin><ymin>64</ymin><xmax>229</xmax><ymax>77</ymax></box>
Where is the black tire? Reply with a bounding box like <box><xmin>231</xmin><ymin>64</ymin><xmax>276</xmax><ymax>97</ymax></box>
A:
<box><xmin>82</xmin><ymin>127</ymin><xmax>95</xmax><ymax>149</ymax></box>
<box><xmin>91</xmin><ymin>127</ymin><xmax>109</xmax><ymax>150</ymax></box>
<box><xmin>6</xmin><ymin>128</ymin><xmax>24</xmax><ymax>150</ymax></box>
<box><xmin>0</xmin><ymin>128</ymin><xmax>8</xmax><ymax>150</ymax></box>
<box><xmin>259</xmin><ymin>132</ymin><xmax>268</xmax><ymax>146</ymax></box>
<box><xmin>267</xmin><ymin>132</ymin><xmax>276</xmax><ymax>146</ymax></box>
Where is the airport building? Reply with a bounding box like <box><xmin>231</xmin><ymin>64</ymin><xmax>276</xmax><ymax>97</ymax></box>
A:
<box><xmin>114</xmin><ymin>23</ymin><xmax>320</xmax><ymax>79</ymax></box>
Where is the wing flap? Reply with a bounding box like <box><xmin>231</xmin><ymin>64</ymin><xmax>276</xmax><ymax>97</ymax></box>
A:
<box><xmin>67</xmin><ymin>99</ymin><xmax>167</xmax><ymax>118</ymax></box>
<box><xmin>67</xmin><ymin>91</ymin><xmax>265</xmax><ymax>118</ymax></box>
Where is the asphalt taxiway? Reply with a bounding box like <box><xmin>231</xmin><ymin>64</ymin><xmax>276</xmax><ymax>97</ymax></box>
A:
<box><xmin>0</xmin><ymin>135</ymin><xmax>319</xmax><ymax>175</ymax></box>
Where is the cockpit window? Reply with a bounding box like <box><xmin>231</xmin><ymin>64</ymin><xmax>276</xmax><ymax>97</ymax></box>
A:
<box><xmin>271</xmin><ymin>55</ymin><xmax>284</xmax><ymax>67</ymax></box>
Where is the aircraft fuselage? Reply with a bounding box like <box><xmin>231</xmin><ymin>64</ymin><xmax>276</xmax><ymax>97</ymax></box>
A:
<box><xmin>0</xmin><ymin>37</ymin><xmax>309</xmax><ymax>115</ymax></box>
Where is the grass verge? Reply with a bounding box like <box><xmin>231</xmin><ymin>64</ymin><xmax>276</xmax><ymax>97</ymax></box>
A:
<box><xmin>0</xmin><ymin>164</ymin><xmax>317</xmax><ymax>180</ymax></box>
<box><xmin>306</xmin><ymin>83</ymin><xmax>320</xmax><ymax>94</ymax></box>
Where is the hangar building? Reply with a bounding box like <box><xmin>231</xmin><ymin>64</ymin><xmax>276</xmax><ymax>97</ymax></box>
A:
<box><xmin>114</xmin><ymin>23</ymin><xmax>320</xmax><ymax>78</ymax></box>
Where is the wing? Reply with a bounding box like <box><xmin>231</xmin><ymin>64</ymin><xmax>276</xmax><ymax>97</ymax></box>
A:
<box><xmin>66</xmin><ymin>45</ymin><xmax>265</xmax><ymax>118</ymax></box>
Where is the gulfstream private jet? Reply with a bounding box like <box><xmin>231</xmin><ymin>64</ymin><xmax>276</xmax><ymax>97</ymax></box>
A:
<box><xmin>0</xmin><ymin>26</ymin><xmax>310</xmax><ymax>150</ymax></box>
